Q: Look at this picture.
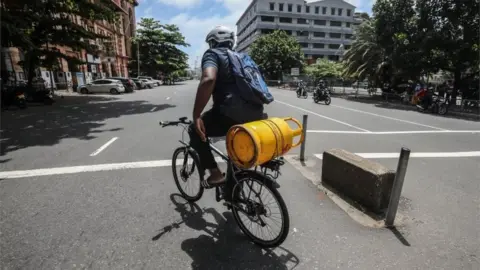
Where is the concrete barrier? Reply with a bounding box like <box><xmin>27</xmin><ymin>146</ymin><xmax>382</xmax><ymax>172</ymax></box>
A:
<box><xmin>322</xmin><ymin>149</ymin><xmax>395</xmax><ymax>214</ymax></box>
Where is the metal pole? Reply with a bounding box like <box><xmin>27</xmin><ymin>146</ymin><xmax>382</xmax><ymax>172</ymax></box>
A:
<box><xmin>385</xmin><ymin>147</ymin><xmax>411</xmax><ymax>227</ymax></box>
<box><xmin>299</xmin><ymin>114</ymin><xmax>308</xmax><ymax>162</ymax></box>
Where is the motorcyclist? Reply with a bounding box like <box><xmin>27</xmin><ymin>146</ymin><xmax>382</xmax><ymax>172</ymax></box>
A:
<box><xmin>420</xmin><ymin>85</ymin><xmax>434</xmax><ymax>109</ymax></box>
<box><xmin>296</xmin><ymin>80</ymin><xmax>306</xmax><ymax>96</ymax></box>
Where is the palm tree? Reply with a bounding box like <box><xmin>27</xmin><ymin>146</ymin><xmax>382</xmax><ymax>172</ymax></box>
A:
<box><xmin>342</xmin><ymin>19</ymin><xmax>389</xmax><ymax>85</ymax></box>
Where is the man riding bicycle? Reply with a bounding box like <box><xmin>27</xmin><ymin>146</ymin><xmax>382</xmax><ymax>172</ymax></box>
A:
<box><xmin>189</xmin><ymin>26</ymin><xmax>265</xmax><ymax>189</ymax></box>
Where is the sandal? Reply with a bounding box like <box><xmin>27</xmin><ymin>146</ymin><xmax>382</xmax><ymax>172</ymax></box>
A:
<box><xmin>200</xmin><ymin>174</ymin><xmax>226</xmax><ymax>189</ymax></box>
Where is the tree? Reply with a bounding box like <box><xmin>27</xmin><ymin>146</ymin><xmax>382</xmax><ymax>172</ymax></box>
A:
<box><xmin>416</xmin><ymin>0</ymin><xmax>479</xmax><ymax>95</ymax></box>
<box><xmin>249</xmin><ymin>30</ymin><xmax>304</xmax><ymax>80</ymax></box>
<box><xmin>1</xmin><ymin>0</ymin><xmax>117</xmax><ymax>87</ymax></box>
<box><xmin>132</xmin><ymin>18</ymin><xmax>189</xmax><ymax>78</ymax></box>
<box><xmin>305</xmin><ymin>59</ymin><xmax>343</xmax><ymax>81</ymax></box>
<box><xmin>342</xmin><ymin>19</ymin><xmax>388</xmax><ymax>85</ymax></box>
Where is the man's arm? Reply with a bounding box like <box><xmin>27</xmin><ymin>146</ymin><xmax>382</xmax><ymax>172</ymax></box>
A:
<box><xmin>193</xmin><ymin>67</ymin><xmax>217</xmax><ymax>119</ymax></box>
<box><xmin>192</xmin><ymin>51</ymin><xmax>218</xmax><ymax>119</ymax></box>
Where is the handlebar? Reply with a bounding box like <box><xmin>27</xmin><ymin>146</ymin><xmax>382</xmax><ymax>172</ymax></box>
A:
<box><xmin>159</xmin><ymin>117</ymin><xmax>192</xmax><ymax>127</ymax></box>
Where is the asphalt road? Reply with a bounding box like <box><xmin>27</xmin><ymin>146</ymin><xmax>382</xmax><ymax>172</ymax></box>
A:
<box><xmin>1</xmin><ymin>81</ymin><xmax>479</xmax><ymax>269</ymax></box>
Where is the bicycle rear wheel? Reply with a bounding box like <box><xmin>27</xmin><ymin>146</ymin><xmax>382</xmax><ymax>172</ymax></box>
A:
<box><xmin>172</xmin><ymin>147</ymin><xmax>204</xmax><ymax>202</ymax></box>
<box><xmin>231</xmin><ymin>171</ymin><xmax>290</xmax><ymax>248</ymax></box>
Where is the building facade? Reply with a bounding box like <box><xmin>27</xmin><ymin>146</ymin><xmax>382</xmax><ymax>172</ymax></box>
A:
<box><xmin>235</xmin><ymin>0</ymin><xmax>361</xmax><ymax>64</ymax></box>
<box><xmin>1</xmin><ymin>0</ymin><xmax>138</xmax><ymax>89</ymax></box>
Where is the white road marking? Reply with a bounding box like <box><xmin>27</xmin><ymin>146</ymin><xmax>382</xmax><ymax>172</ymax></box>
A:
<box><xmin>89</xmin><ymin>137</ymin><xmax>118</xmax><ymax>156</ymax></box>
<box><xmin>166</xmin><ymin>97</ymin><xmax>171</xmax><ymax>100</ymax></box>
<box><xmin>150</xmin><ymin>107</ymin><xmax>157</xmax><ymax>112</ymax></box>
<box><xmin>314</xmin><ymin>151</ymin><xmax>480</xmax><ymax>159</ymax></box>
<box><xmin>0</xmin><ymin>157</ymin><xmax>225</xmax><ymax>179</ymax></box>
<box><xmin>331</xmin><ymin>104</ymin><xmax>447</xmax><ymax>130</ymax></box>
<box><xmin>307</xmin><ymin>130</ymin><xmax>480</xmax><ymax>135</ymax></box>
<box><xmin>275</xmin><ymin>100</ymin><xmax>371</xmax><ymax>132</ymax></box>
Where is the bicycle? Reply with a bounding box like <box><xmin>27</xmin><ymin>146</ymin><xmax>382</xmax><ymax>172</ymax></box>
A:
<box><xmin>160</xmin><ymin>117</ymin><xmax>290</xmax><ymax>248</ymax></box>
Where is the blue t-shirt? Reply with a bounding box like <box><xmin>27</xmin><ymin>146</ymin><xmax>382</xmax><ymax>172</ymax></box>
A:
<box><xmin>201</xmin><ymin>48</ymin><xmax>263</xmax><ymax>123</ymax></box>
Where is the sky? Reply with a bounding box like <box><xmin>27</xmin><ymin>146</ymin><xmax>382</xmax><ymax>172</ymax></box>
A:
<box><xmin>135</xmin><ymin>0</ymin><xmax>375</xmax><ymax>69</ymax></box>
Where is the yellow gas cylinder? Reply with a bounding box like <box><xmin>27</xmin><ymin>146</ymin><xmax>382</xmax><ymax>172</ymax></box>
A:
<box><xmin>226</xmin><ymin>117</ymin><xmax>304</xmax><ymax>169</ymax></box>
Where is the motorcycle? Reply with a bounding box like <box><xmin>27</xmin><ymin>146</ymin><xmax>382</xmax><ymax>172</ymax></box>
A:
<box><xmin>1</xmin><ymin>85</ymin><xmax>27</xmax><ymax>110</ymax></box>
<box><xmin>313</xmin><ymin>85</ymin><xmax>331</xmax><ymax>105</ymax></box>
<box><xmin>296</xmin><ymin>81</ymin><xmax>308</xmax><ymax>99</ymax></box>
<box><xmin>416</xmin><ymin>93</ymin><xmax>448</xmax><ymax>115</ymax></box>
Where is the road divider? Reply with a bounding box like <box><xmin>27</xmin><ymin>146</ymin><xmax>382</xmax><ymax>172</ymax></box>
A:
<box><xmin>322</xmin><ymin>149</ymin><xmax>396</xmax><ymax>214</ymax></box>
<box><xmin>90</xmin><ymin>137</ymin><xmax>118</xmax><ymax>156</ymax></box>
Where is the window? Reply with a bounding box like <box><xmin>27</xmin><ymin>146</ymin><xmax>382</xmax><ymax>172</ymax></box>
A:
<box><xmin>269</xmin><ymin>2</ymin><xmax>274</xmax><ymax>11</ymax></box>
<box><xmin>279</xmin><ymin>17</ymin><xmax>292</xmax><ymax>23</ymax></box>
<box><xmin>261</xmin><ymin>16</ymin><xmax>275</xmax><ymax>22</ymax></box>
<box><xmin>313</xmin><ymin>43</ymin><xmax>324</xmax><ymax>48</ymax></box>
<box><xmin>330</xmin><ymin>21</ymin><xmax>342</xmax><ymax>27</ymax></box>
<box><xmin>306</xmin><ymin>6</ymin><xmax>310</xmax><ymax>13</ymax></box>
<box><xmin>346</xmin><ymin>22</ymin><xmax>351</xmax><ymax>28</ymax></box>
<box><xmin>297</xmin><ymin>31</ymin><xmax>309</xmax><ymax>37</ymax></box>
<box><xmin>322</xmin><ymin>7</ymin><xmax>327</xmax><ymax>14</ymax></box>
<box><xmin>344</xmin><ymin>45</ymin><xmax>351</xmax><ymax>50</ymax></box>
<box><xmin>313</xmin><ymin>32</ymin><xmax>325</xmax><ymax>37</ymax></box>
<box><xmin>297</xmin><ymin>18</ymin><xmax>308</xmax><ymax>24</ymax></box>
<box><xmin>329</xmin><ymin>44</ymin><xmax>340</xmax><ymax>49</ymax></box>
<box><xmin>297</xmin><ymin>5</ymin><xmax>301</xmax><ymax>12</ymax></box>
<box><xmin>314</xmin><ymin>20</ymin><xmax>326</xmax><ymax>26</ymax></box>
<box><xmin>345</xmin><ymin>34</ymin><xmax>353</xmax><ymax>39</ymax></box>
<box><xmin>288</xmin><ymin>4</ymin><xmax>292</xmax><ymax>12</ymax></box>
<box><xmin>299</xmin><ymin>42</ymin><xmax>309</xmax><ymax>48</ymax></box>
<box><xmin>347</xmin><ymin>9</ymin><xmax>352</xmax><ymax>16</ymax></box>
<box><xmin>261</xmin><ymin>29</ymin><xmax>274</xmax><ymax>34</ymax></box>
<box><xmin>284</xmin><ymin>30</ymin><xmax>292</xmax><ymax>35</ymax></box>
<box><xmin>331</xmin><ymin>8</ymin><xmax>335</xmax><ymax>15</ymax></box>
<box><xmin>279</xmin><ymin>3</ymin><xmax>284</xmax><ymax>11</ymax></box>
<box><xmin>330</xmin><ymin>33</ymin><xmax>342</xmax><ymax>38</ymax></box>
<box><xmin>315</xmin><ymin>6</ymin><xmax>319</xmax><ymax>14</ymax></box>
<box><xmin>338</xmin><ymin>8</ymin><xmax>343</xmax><ymax>16</ymax></box>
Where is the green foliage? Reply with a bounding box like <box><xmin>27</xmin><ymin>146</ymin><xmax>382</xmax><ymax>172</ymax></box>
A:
<box><xmin>343</xmin><ymin>0</ymin><xmax>478</xmax><ymax>89</ymax></box>
<box><xmin>342</xmin><ymin>19</ymin><xmax>387</xmax><ymax>84</ymax></box>
<box><xmin>130</xmin><ymin>18</ymin><xmax>189</xmax><ymax>78</ymax></box>
<box><xmin>305</xmin><ymin>59</ymin><xmax>343</xmax><ymax>80</ymax></box>
<box><xmin>1</xmin><ymin>0</ymin><xmax>117</xmax><ymax>85</ymax></box>
<box><xmin>416</xmin><ymin>0</ymin><xmax>479</xmax><ymax>89</ymax></box>
<box><xmin>249</xmin><ymin>30</ymin><xmax>304</xmax><ymax>80</ymax></box>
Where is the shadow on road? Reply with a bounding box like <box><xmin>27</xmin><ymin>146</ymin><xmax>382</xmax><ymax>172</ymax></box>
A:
<box><xmin>152</xmin><ymin>194</ymin><xmax>300</xmax><ymax>270</ymax></box>
<box><xmin>0</xmin><ymin>94</ymin><xmax>176</xmax><ymax>158</ymax></box>
<box><xmin>341</xmin><ymin>96</ymin><xmax>479</xmax><ymax>122</ymax></box>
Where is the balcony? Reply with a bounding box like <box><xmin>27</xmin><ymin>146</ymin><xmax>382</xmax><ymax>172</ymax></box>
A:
<box><xmin>111</xmin><ymin>0</ymin><xmax>127</xmax><ymax>14</ymax></box>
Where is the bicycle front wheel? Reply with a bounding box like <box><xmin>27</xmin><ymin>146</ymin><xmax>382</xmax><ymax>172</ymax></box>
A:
<box><xmin>231</xmin><ymin>171</ymin><xmax>290</xmax><ymax>248</ymax></box>
<box><xmin>172</xmin><ymin>147</ymin><xmax>204</xmax><ymax>202</ymax></box>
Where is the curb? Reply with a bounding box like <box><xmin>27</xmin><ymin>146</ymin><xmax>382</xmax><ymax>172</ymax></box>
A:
<box><xmin>284</xmin><ymin>154</ymin><xmax>409</xmax><ymax>228</ymax></box>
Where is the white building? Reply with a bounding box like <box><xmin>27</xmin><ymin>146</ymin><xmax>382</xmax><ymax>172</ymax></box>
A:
<box><xmin>235</xmin><ymin>0</ymin><xmax>361</xmax><ymax>64</ymax></box>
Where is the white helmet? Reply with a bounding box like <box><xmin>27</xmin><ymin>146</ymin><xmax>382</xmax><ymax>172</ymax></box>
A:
<box><xmin>205</xmin><ymin>26</ymin><xmax>235</xmax><ymax>48</ymax></box>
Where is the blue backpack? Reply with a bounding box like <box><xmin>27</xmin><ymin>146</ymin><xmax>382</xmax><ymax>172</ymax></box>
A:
<box><xmin>213</xmin><ymin>49</ymin><xmax>274</xmax><ymax>105</ymax></box>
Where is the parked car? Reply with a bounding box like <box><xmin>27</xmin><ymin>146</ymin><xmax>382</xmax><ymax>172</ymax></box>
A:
<box><xmin>137</xmin><ymin>76</ymin><xmax>161</xmax><ymax>86</ymax></box>
<box><xmin>108</xmin><ymin>77</ymin><xmax>135</xmax><ymax>92</ymax></box>
<box><xmin>78</xmin><ymin>79</ymin><xmax>125</xmax><ymax>94</ymax></box>
<box><xmin>132</xmin><ymin>78</ymin><xmax>146</xmax><ymax>89</ymax></box>
<box><xmin>140</xmin><ymin>78</ymin><xmax>156</xmax><ymax>89</ymax></box>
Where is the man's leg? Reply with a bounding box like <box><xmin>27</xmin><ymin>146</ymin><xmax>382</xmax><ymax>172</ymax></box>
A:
<box><xmin>188</xmin><ymin>108</ymin><xmax>237</xmax><ymax>186</ymax></box>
